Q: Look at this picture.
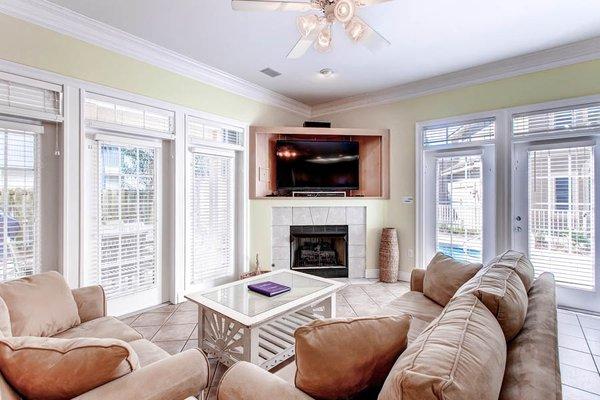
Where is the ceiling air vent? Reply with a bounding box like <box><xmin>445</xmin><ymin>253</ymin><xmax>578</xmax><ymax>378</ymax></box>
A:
<box><xmin>260</xmin><ymin>68</ymin><xmax>282</xmax><ymax>78</ymax></box>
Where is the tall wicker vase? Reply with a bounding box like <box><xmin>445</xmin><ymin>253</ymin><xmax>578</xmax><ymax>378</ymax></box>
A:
<box><xmin>379</xmin><ymin>228</ymin><xmax>399</xmax><ymax>283</ymax></box>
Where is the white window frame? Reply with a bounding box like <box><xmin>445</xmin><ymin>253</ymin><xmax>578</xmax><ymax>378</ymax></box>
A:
<box><xmin>416</xmin><ymin>111</ymin><xmax>501</xmax><ymax>268</ymax></box>
<box><xmin>183</xmin><ymin>113</ymin><xmax>248</xmax><ymax>295</ymax></box>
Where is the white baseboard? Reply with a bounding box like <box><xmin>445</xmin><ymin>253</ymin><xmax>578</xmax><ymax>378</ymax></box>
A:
<box><xmin>365</xmin><ymin>268</ymin><xmax>379</xmax><ymax>279</ymax></box>
<box><xmin>398</xmin><ymin>271</ymin><xmax>411</xmax><ymax>282</ymax></box>
<box><xmin>364</xmin><ymin>269</ymin><xmax>411</xmax><ymax>282</ymax></box>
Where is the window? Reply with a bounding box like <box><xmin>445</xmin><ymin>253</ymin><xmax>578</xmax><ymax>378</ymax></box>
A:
<box><xmin>435</xmin><ymin>155</ymin><xmax>483</xmax><ymax>263</ymax></box>
<box><xmin>186</xmin><ymin>115</ymin><xmax>244</xmax><ymax>147</ymax></box>
<box><xmin>527</xmin><ymin>146</ymin><xmax>595</xmax><ymax>289</ymax></box>
<box><xmin>513</xmin><ymin>102</ymin><xmax>600</xmax><ymax>136</ymax></box>
<box><xmin>187</xmin><ymin>149</ymin><xmax>235</xmax><ymax>285</ymax></box>
<box><xmin>87</xmin><ymin>141</ymin><xmax>159</xmax><ymax>298</ymax></box>
<box><xmin>423</xmin><ymin>118</ymin><xmax>495</xmax><ymax>147</ymax></box>
<box><xmin>0</xmin><ymin>124</ymin><xmax>40</xmax><ymax>281</ymax></box>
<box><xmin>0</xmin><ymin>73</ymin><xmax>62</xmax><ymax>121</ymax></box>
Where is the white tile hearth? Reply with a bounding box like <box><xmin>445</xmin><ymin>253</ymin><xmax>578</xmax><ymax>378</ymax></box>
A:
<box><xmin>271</xmin><ymin>206</ymin><xmax>367</xmax><ymax>278</ymax></box>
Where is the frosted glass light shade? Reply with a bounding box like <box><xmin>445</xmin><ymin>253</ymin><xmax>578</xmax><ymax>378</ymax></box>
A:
<box><xmin>334</xmin><ymin>0</ymin><xmax>355</xmax><ymax>23</ymax></box>
<box><xmin>345</xmin><ymin>17</ymin><xmax>367</xmax><ymax>41</ymax></box>
<box><xmin>297</xmin><ymin>14</ymin><xmax>320</xmax><ymax>38</ymax></box>
<box><xmin>314</xmin><ymin>24</ymin><xmax>332</xmax><ymax>52</ymax></box>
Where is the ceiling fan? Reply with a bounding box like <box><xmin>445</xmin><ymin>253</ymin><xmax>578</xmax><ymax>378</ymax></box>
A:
<box><xmin>231</xmin><ymin>0</ymin><xmax>393</xmax><ymax>59</ymax></box>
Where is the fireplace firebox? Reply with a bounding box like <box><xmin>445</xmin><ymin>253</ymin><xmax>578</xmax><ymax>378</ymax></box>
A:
<box><xmin>290</xmin><ymin>225</ymin><xmax>348</xmax><ymax>278</ymax></box>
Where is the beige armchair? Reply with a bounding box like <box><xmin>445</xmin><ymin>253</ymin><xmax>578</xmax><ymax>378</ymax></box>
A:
<box><xmin>0</xmin><ymin>272</ymin><xmax>209</xmax><ymax>400</ymax></box>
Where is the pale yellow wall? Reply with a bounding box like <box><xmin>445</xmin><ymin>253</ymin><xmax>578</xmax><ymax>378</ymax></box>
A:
<box><xmin>319</xmin><ymin>60</ymin><xmax>600</xmax><ymax>274</ymax></box>
<box><xmin>2</xmin><ymin>13</ymin><xmax>600</xmax><ymax>277</ymax></box>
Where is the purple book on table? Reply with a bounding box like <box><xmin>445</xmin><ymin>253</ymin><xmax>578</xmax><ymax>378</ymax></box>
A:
<box><xmin>248</xmin><ymin>281</ymin><xmax>291</xmax><ymax>297</ymax></box>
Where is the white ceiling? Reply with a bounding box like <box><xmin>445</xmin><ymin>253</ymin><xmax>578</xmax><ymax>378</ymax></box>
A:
<box><xmin>47</xmin><ymin>0</ymin><xmax>600</xmax><ymax>106</ymax></box>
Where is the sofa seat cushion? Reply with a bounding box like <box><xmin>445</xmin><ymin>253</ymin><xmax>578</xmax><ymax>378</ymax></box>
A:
<box><xmin>0</xmin><ymin>336</ymin><xmax>139</xmax><ymax>400</ymax></box>
<box><xmin>455</xmin><ymin>265</ymin><xmax>529</xmax><ymax>340</ymax></box>
<box><xmin>0</xmin><ymin>271</ymin><xmax>80</xmax><ymax>337</ymax></box>
<box><xmin>381</xmin><ymin>291</ymin><xmax>443</xmax><ymax>323</ymax></box>
<box><xmin>53</xmin><ymin>316</ymin><xmax>142</xmax><ymax>342</ymax></box>
<box><xmin>487</xmin><ymin>250</ymin><xmax>535</xmax><ymax>291</ymax></box>
<box><xmin>379</xmin><ymin>294</ymin><xmax>507</xmax><ymax>400</ymax></box>
<box><xmin>423</xmin><ymin>252</ymin><xmax>482</xmax><ymax>306</ymax></box>
<box><xmin>128</xmin><ymin>338</ymin><xmax>169</xmax><ymax>367</ymax></box>
<box><xmin>500</xmin><ymin>273</ymin><xmax>561</xmax><ymax>400</ymax></box>
<box><xmin>295</xmin><ymin>315</ymin><xmax>412</xmax><ymax>400</ymax></box>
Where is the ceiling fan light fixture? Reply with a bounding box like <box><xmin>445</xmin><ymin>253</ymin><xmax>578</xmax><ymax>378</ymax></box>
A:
<box><xmin>345</xmin><ymin>17</ymin><xmax>367</xmax><ymax>42</ymax></box>
<box><xmin>297</xmin><ymin>14</ymin><xmax>320</xmax><ymax>38</ymax></box>
<box><xmin>334</xmin><ymin>0</ymin><xmax>355</xmax><ymax>23</ymax></box>
<box><xmin>314</xmin><ymin>24</ymin><xmax>332</xmax><ymax>52</ymax></box>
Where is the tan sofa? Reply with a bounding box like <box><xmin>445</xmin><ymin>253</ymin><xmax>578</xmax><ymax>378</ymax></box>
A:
<box><xmin>217</xmin><ymin>261</ymin><xmax>561</xmax><ymax>399</ymax></box>
<box><xmin>0</xmin><ymin>272</ymin><xmax>209</xmax><ymax>400</ymax></box>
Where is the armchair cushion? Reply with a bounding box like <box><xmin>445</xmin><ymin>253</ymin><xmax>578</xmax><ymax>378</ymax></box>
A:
<box><xmin>0</xmin><ymin>336</ymin><xmax>139</xmax><ymax>400</ymax></box>
<box><xmin>294</xmin><ymin>315</ymin><xmax>412</xmax><ymax>399</ymax></box>
<box><xmin>423</xmin><ymin>252</ymin><xmax>482</xmax><ymax>306</ymax></box>
<box><xmin>52</xmin><ymin>316</ymin><xmax>142</xmax><ymax>343</ymax></box>
<box><xmin>0</xmin><ymin>271</ymin><xmax>80</xmax><ymax>337</ymax></box>
<box><xmin>0</xmin><ymin>296</ymin><xmax>11</xmax><ymax>337</ymax></box>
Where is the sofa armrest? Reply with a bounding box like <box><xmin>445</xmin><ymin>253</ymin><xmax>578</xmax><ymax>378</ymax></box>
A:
<box><xmin>73</xmin><ymin>349</ymin><xmax>209</xmax><ymax>400</ymax></box>
<box><xmin>72</xmin><ymin>285</ymin><xmax>106</xmax><ymax>323</ymax></box>
<box><xmin>217</xmin><ymin>362</ymin><xmax>313</xmax><ymax>400</ymax></box>
<box><xmin>410</xmin><ymin>269</ymin><xmax>426</xmax><ymax>292</ymax></box>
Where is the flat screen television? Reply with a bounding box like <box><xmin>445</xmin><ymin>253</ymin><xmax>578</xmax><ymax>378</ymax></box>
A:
<box><xmin>275</xmin><ymin>140</ymin><xmax>359</xmax><ymax>190</ymax></box>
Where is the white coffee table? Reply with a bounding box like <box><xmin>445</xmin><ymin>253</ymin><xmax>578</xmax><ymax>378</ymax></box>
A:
<box><xmin>185</xmin><ymin>270</ymin><xmax>345</xmax><ymax>370</ymax></box>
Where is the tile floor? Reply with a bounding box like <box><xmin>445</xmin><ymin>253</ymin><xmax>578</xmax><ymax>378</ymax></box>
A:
<box><xmin>119</xmin><ymin>279</ymin><xmax>600</xmax><ymax>399</ymax></box>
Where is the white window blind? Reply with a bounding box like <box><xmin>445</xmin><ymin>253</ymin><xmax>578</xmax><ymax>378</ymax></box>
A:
<box><xmin>528</xmin><ymin>146</ymin><xmax>595</xmax><ymax>289</ymax></box>
<box><xmin>187</xmin><ymin>150</ymin><xmax>235</xmax><ymax>285</ymax></box>
<box><xmin>423</xmin><ymin>118</ymin><xmax>495</xmax><ymax>147</ymax></box>
<box><xmin>187</xmin><ymin>115</ymin><xmax>244</xmax><ymax>147</ymax></box>
<box><xmin>87</xmin><ymin>141</ymin><xmax>159</xmax><ymax>298</ymax></box>
<box><xmin>435</xmin><ymin>155</ymin><xmax>483</xmax><ymax>263</ymax></box>
<box><xmin>85</xmin><ymin>93</ymin><xmax>175</xmax><ymax>136</ymax></box>
<box><xmin>513</xmin><ymin>103</ymin><xmax>600</xmax><ymax>136</ymax></box>
<box><xmin>0</xmin><ymin>73</ymin><xmax>62</xmax><ymax>121</ymax></box>
<box><xmin>0</xmin><ymin>124</ymin><xmax>40</xmax><ymax>281</ymax></box>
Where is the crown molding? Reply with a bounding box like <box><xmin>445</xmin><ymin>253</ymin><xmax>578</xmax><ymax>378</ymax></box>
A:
<box><xmin>2</xmin><ymin>0</ymin><xmax>599</xmax><ymax>119</ymax></box>
<box><xmin>311</xmin><ymin>36</ymin><xmax>600</xmax><ymax>117</ymax></box>
<box><xmin>0</xmin><ymin>0</ymin><xmax>312</xmax><ymax>117</ymax></box>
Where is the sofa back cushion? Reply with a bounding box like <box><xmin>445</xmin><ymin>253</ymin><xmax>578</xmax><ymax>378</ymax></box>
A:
<box><xmin>487</xmin><ymin>250</ymin><xmax>535</xmax><ymax>291</ymax></box>
<box><xmin>499</xmin><ymin>273</ymin><xmax>561</xmax><ymax>400</ymax></box>
<box><xmin>378</xmin><ymin>294</ymin><xmax>506</xmax><ymax>400</ymax></box>
<box><xmin>295</xmin><ymin>315</ymin><xmax>412</xmax><ymax>400</ymax></box>
<box><xmin>0</xmin><ymin>271</ymin><xmax>80</xmax><ymax>337</ymax></box>
<box><xmin>423</xmin><ymin>252</ymin><xmax>482</xmax><ymax>306</ymax></box>
<box><xmin>455</xmin><ymin>266</ymin><xmax>528</xmax><ymax>341</ymax></box>
<box><xmin>0</xmin><ymin>336</ymin><xmax>139</xmax><ymax>400</ymax></box>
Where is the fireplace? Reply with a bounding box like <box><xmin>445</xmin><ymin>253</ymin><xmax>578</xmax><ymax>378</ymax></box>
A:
<box><xmin>290</xmin><ymin>225</ymin><xmax>348</xmax><ymax>278</ymax></box>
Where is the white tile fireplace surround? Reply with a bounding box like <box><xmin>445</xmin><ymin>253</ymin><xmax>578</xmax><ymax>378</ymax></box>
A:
<box><xmin>271</xmin><ymin>207</ymin><xmax>367</xmax><ymax>278</ymax></box>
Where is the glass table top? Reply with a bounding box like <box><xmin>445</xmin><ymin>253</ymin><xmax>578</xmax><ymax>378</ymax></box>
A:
<box><xmin>201</xmin><ymin>271</ymin><xmax>335</xmax><ymax>317</ymax></box>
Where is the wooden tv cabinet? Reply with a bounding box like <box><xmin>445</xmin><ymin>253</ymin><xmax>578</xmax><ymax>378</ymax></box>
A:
<box><xmin>249</xmin><ymin>126</ymin><xmax>390</xmax><ymax>199</ymax></box>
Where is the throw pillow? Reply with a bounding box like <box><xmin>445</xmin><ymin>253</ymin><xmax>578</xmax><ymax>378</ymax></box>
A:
<box><xmin>422</xmin><ymin>252</ymin><xmax>482</xmax><ymax>306</ymax></box>
<box><xmin>294</xmin><ymin>314</ymin><xmax>412</xmax><ymax>399</ymax></box>
<box><xmin>0</xmin><ymin>336</ymin><xmax>139</xmax><ymax>400</ymax></box>
<box><xmin>0</xmin><ymin>271</ymin><xmax>80</xmax><ymax>337</ymax></box>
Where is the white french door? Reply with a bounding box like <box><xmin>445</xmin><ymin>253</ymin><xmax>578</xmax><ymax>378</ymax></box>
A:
<box><xmin>513</xmin><ymin>139</ymin><xmax>600</xmax><ymax>311</ymax></box>
<box><xmin>186</xmin><ymin>147</ymin><xmax>236</xmax><ymax>292</ymax></box>
<box><xmin>85</xmin><ymin>139</ymin><xmax>164</xmax><ymax>315</ymax></box>
<box><xmin>422</xmin><ymin>146</ymin><xmax>496</xmax><ymax>265</ymax></box>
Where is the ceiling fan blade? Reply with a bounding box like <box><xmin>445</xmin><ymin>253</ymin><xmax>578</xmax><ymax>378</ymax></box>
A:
<box><xmin>287</xmin><ymin>35</ymin><xmax>316</xmax><ymax>59</ymax></box>
<box><xmin>352</xmin><ymin>16</ymin><xmax>391</xmax><ymax>52</ymax></box>
<box><xmin>232</xmin><ymin>0</ymin><xmax>315</xmax><ymax>12</ymax></box>
<box><xmin>355</xmin><ymin>0</ymin><xmax>394</xmax><ymax>5</ymax></box>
